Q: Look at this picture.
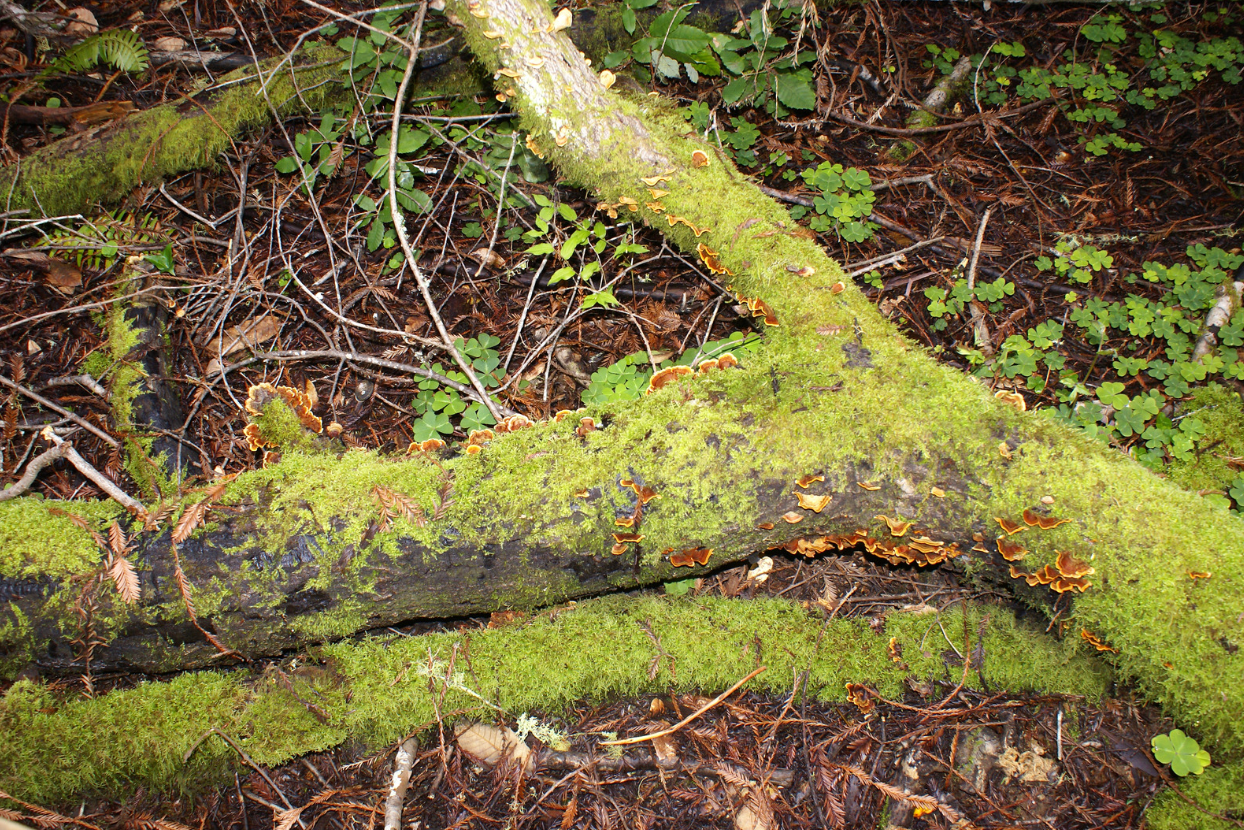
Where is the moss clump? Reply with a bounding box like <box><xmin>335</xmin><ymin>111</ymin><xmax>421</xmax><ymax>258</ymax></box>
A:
<box><xmin>0</xmin><ymin>595</ymin><xmax>1107</xmax><ymax>805</ymax></box>
<box><xmin>1147</xmin><ymin>759</ymin><xmax>1244</xmax><ymax>830</ymax></box>
<box><xmin>0</xmin><ymin>498</ymin><xmax>118</xmax><ymax>579</ymax></box>
<box><xmin>1168</xmin><ymin>384</ymin><xmax>1244</xmax><ymax>493</ymax></box>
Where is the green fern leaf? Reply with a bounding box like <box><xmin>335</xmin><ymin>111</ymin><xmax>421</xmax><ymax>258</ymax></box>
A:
<box><xmin>49</xmin><ymin>30</ymin><xmax>149</xmax><ymax>75</ymax></box>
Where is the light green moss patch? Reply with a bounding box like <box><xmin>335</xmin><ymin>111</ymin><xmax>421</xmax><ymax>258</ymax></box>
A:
<box><xmin>0</xmin><ymin>44</ymin><xmax>348</xmax><ymax>216</ymax></box>
<box><xmin>1148</xmin><ymin>760</ymin><xmax>1244</xmax><ymax>830</ymax></box>
<box><xmin>0</xmin><ymin>498</ymin><xmax>118</xmax><ymax>578</ymax></box>
<box><xmin>1168</xmin><ymin>384</ymin><xmax>1244</xmax><ymax>493</ymax></box>
<box><xmin>0</xmin><ymin>596</ymin><xmax>1106</xmax><ymax>805</ymax></box>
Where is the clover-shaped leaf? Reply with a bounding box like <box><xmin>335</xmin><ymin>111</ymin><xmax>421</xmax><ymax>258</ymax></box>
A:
<box><xmin>1151</xmin><ymin>729</ymin><xmax>1211</xmax><ymax>776</ymax></box>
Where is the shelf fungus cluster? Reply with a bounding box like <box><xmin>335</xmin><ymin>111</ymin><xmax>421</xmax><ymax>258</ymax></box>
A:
<box><xmin>241</xmin><ymin>382</ymin><xmax>325</xmax><ymax>465</ymax></box>
<box><xmin>463</xmin><ymin>429</ymin><xmax>495</xmax><ymax>455</ymax></box>
<box><xmin>406</xmin><ymin>437</ymin><xmax>446</xmax><ymax>453</ymax></box>
<box><xmin>644</xmin><ymin>353</ymin><xmax>739</xmax><ymax>395</ymax></box>
<box><xmin>774</xmin><ymin>527</ymin><xmax>965</xmax><ymax>568</ymax></box>
<box><xmin>667</xmin><ymin>546</ymin><xmax>712</xmax><ymax>568</ymax></box>
<box><xmin>611</xmin><ymin>478</ymin><xmax>660</xmax><ymax>556</ymax></box>
<box><xmin>1007</xmin><ymin>551</ymin><xmax>1094</xmax><ymax>594</ymax></box>
<box><xmin>1080</xmin><ymin>628</ymin><xmax>1119</xmax><ymax>654</ymax></box>
<box><xmin>983</xmin><ymin>508</ymin><xmax>1092</xmax><ymax>594</ymax></box>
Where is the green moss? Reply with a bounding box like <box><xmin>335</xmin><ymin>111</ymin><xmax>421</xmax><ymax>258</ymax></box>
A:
<box><xmin>1168</xmin><ymin>384</ymin><xmax>1244</xmax><ymax>493</ymax></box>
<box><xmin>0</xmin><ymin>44</ymin><xmax>349</xmax><ymax>216</ymax></box>
<box><xmin>0</xmin><ymin>498</ymin><xmax>118</xmax><ymax>578</ymax></box>
<box><xmin>1148</xmin><ymin>760</ymin><xmax>1244</xmax><ymax>830</ymax></box>
<box><xmin>0</xmin><ymin>596</ymin><xmax>1107</xmax><ymax>805</ymax></box>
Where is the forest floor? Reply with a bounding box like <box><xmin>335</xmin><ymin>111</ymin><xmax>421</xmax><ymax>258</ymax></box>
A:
<box><xmin>1</xmin><ymin>0</ymin><xmax>1242</xmax><ymax>826</ymax></box>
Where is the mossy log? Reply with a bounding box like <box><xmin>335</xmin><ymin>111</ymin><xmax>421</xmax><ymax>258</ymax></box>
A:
<box><xmin>0</xmin><ymin>46</ymin><xmax>351</xmax><ymax>216</ymax></box>
<box><xmin>0</xmin><ymin>0</ymin><xmax>1241</xmax><ymax>788</ymax></box>
<box><xmin>0</xmin><ymin>595</ymin><xmax>1110</xmax><ymax>804</ymax></box>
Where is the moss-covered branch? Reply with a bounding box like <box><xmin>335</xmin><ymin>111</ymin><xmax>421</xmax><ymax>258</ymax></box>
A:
<box><xmin>0</xmin><ymin>595</ymin><xmax>1108</xmax><ymax>804</ymax></box>
<box><xmin>0</xmin><ymin>45</ymin><xmax>348</xmax><ymax>216</ymax></box>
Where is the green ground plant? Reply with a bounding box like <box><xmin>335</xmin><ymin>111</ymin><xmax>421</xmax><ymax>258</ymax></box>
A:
<box><xmin>1153</xmin><ymin>729</ymin><xmax>1213</xmax><ymax>776</ymax></box>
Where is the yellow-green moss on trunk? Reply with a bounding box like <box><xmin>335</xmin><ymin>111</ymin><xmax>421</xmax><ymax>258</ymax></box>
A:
<box><xmin>0</xmin><ymin>595</ymin><xmax>1108</xmax><ymax>805</ymax></box>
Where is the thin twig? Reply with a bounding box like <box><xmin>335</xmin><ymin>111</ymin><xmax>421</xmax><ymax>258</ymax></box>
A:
<box><xmin>0</xmin><ymin>443</ymin><xmax>68</xmax><ymax>502</ymax></box>
<box><xmin>40</xmin><ymin>428</ymin><xmax>145</xmax><ymax>515</ymax></box>
<box><xmin>0</xmin><ymin>375</ymin><xmax>117</xmax><ymax>447</ymax></box>
<box><xmin>383</xmin><ymin>738</ymin><xmax>419</xmax><ymax>830</ymax></box>
<box><xmin>223</xmin><ymin>349</ymin><xmax>518</xmax><ymax>417</ymax></box>
<box><xmin>600</xmin><ymin>666</ymin><xmax>766</xmax><ymax>746</ymax></box>
<box><xmin>386</xmin><ymin>4</ymin><xmax>504</xmax><ymax>422</ymax></box>
<box><xmin>966</xmin><ymin>206</ymin><xmax>993</xmax><ymax>291</ymax></box>
<box><xmin>825</xmin><ymin>97</ymin><xmax>1049</xmax><ymax>136</ymax></box>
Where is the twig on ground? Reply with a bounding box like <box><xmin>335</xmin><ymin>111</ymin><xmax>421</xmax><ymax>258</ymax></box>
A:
<box><xmin>39</xmin><ymin>428</ymin><xmax>144</xmax><ymax>515</ymax></box>
<box><xmin>0</xmin><ymin>442</ymin><xmax>69</xmax><ymax>502</ymax></box>
<box><xmin>383</xmin><ymin>737</ymin><xmax>419</xmax><ymax>830</ymax></box>
<box><xmin>601</xmin><ymin>666</ymin><xmax>766</xmax><ymax>746</ymax></box>
<box><xmin>966</xmin><ymin>207</ymin><xmax>995</xmax><ymax>355</ymax></box>
<box><xmin>826</xmin><ymin>97</ymin><xmax>1049</xmax><ymax>136</ymax></box>
<box><xmin>387</xmin><ymin>3</ymin><xmax>503</xmax><ymax>423</ymax></box>
<box><xmin>0</xmin><ymin>375</ymin><xmax>117</xmax><ymax>446</ymax></box>
<box><xmin>39</xmin><ymin>374</ymin><xmax>109</xmax><ymax>398</ymax></box>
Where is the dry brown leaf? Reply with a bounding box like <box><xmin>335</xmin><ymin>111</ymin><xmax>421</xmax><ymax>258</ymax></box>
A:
<box><xmin>469</xmin><ymin>248</ymin><xmax>507</xmax><ymax>270</ymax></box>
<box><xmin>211</xmin><ymin>314</ymin><xmax>284</xmax><ymax>363</ymax></box>
<box><xmin>3</xmin><ymin>250</ymin><xmax>82</xmax><ymax>294</ymax></box>
<box><xmin>455</xmin><ymin>722</ymin><xmax>532</xmax><ymax>770</ymax></box>
<box><xmin>153</xmin><ymin>36</ymin><xmax>188</xmax><ymax>51</ymax></box>
<box><xmin>64</xmin><ymin>8</ymin><xmax>99</xmax><ymax>35</ymax></box>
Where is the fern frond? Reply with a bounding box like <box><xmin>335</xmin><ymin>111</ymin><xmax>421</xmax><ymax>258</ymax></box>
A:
<box><xmin>50</xmin><ymin>29</ymin><xmax>149</xmax><ymax>75</ymax></box>
<box><xmin>40</xmin><ymin>211</ymin><xmax>166</xmax><ymax>270</ymax></box>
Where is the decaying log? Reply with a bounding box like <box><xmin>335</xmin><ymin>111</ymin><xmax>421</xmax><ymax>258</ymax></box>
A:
<box><xmin>0</xmin><ymin>0</ymin><xmax>1240</xmax><ymax>777</ymax></box>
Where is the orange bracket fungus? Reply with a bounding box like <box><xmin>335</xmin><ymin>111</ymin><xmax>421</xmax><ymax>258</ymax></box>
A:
<box><xmin>780</xmin><ymin>511</ymin><xmax>804</xmax><ymax>524</ymax></box>
<box><xmin>794</xmin><ymin>492</ymin><xmax>831</xmax><ymax>513</ymax></box>
<box><xmin>796</xmin><ymin>474</ymin><xmax>825</xmax><ymax>488</ymax></box>
<box><xmin>494</xmin><ymin>414</ymin><xmax>533</xmax><ymax>433</ymax></box>
<box><xmin>1080</xmin><ymin>629</ymin><xmax>1119</xmax><ymax>654</ymax></box>
<box><xmin>697</xmin><ymin>242</ymin><xmax>730</xmax><ymax>275</ymax></box>
<box><xmin>995</xmin><ymin>517</ymin><xmax>1025</xmax><ymax>536</ymax></box>
<box><xmin>243</xmin><ymin>423</ymin><xmax>274</xmax><ymax>452</ymax></box>
<box><xmin>619</xmin><ymin>478</ymin><xmax>660</xmax><ymax>504</ymax></box>
<box><xmin>845</xmin><ymin>683</ymin><xmax>876</xmax><ymax>714</ymax></box>
<box><xmin>875</xmin><ymin>515</ymin><xmax>912</xmax><ymax>537</ymax></box>
<box><xmin>857</xmin><ymin>481</ymin><xmax>881</xmax><ymax>491</ymax></box>
<box><xmin>575</xmin><ymin>417</ymin><xmax>597</xmax><ymax>437</ymax></box>
<box><xmin>467</xmin><ymin>429</ymin><xmax>495</xmax><ymax>447</ymax></box>
<box><xmin>994</xmin><ymin>390</ymin><xmax>1027</xmax><ymax>412</ymax></box>
<box><xmin>996</xmin><ymin>537</ymin><xmax>1029</xmax><ymax>562</ymax></box>
<box><xmin>645</xmin><ymin>365</ymin><xmax>693</xmax><ymax>394</ymax></box>
<box><xmin>1022</xmin><ymin>508</ymin><xmax>1072</xmax><ymax>529</ymax></box>
<box><xmin>1054</xmin><ymin>551</ymin><xmax>1094</xmax><ymax>578</ymax></box>
<box><xmin>406</xmin><ymin>438</ymin><xmax>446</xmax><ymax>453</ymax></box>
<box><xmin>243</xmin><ymin>382</ymin><xmax>323</xmax><ymax>446</ymax></box>
<box><xmin>669</xmin><ymin>547</ymin><xmax>712</xmax><ymax>568</ymax></box>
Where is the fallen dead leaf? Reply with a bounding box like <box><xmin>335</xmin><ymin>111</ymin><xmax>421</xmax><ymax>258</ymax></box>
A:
<box><xmin>455</xmin><ymin>722</ymin><xmax>533</xmax><ymax>770</ymax></box>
